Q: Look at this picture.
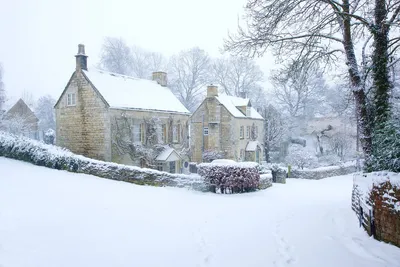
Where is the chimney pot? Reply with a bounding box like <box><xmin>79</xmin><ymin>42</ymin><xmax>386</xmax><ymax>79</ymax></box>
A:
<box><xmin>207</xmin><ymin>84</ymin><xmax>218</xmax><ymax>97</ymax></box>
<box><xmin>75</xmin><ymin>44</ymin><xmax>88</xmax><ymax>71</ymax></box>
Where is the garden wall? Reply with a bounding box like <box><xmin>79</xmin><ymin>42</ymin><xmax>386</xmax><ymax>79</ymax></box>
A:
<box><xmin>290</xmin><ymin>164</ymin><xmax>356</xmax><ymax>180</ymax></box>
<box><xmin>352</xmin><ymin>172</ymin><xmax>400</xmax><ymax>248</ymax></box>
<box><xmin>0</xmin><ymin>131</ymin><xmax>206</xmax><ymax>191</ymax></box>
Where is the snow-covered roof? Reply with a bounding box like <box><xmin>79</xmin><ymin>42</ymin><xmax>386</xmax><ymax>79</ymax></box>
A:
<box><xmin>215</xmin><ymin>94</ymin><xmax>263</xmax><ymax>120</ymax></box>
<box><xmin>83</xmin><ymin>69</ymin><xmax>190</xmax><ymax>114</ymax></box>
<box><xmin>246</xmin><ymin>141</ymin><xmax>262</xmax><ymax>152</ymax></box>
<box><xmin>155</xmin><ymin>147</ymin><xmax>181</xmax><ymax>162</ymax></box>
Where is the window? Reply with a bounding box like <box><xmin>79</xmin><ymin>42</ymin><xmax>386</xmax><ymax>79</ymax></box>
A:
<box><xmin>246</xmin><ymin>126</ymin><xmax>251</xmax><ymax>139</ymax></box>
<box><xmin>177</xmin><ymin>124</ymin><xmax>181</xmax><ymax>143</ymax></box>
<box><xmin>162</xmin><ymin>124</ymin><xmax>167</xmax><ymax>143</ymax></box>
<box><xmin>240</xmin><ymin>126</ymin><xmax>244</xmax><ymax>139</ymax></box>
<box><xmin>133</xmin><ymin>124</ymin><xmax>141</xmax><ymax>143</ymax></box>
<box><xmin>140</xmin><ymin>123</ymin><xmax>145</xmax><ymax>143</ymax></box>
<box><xmin>157</xmin><ymin>162</ymin><xmax>164</xmax><ymax>171</ymax></box>
<box><xmin>67</xmin><ymin>93</ymin><xmax>76</xmax><ymax>106</ymax></box>
<box><xmin>172</xmin><ymin>125</ymin><xmax>178</xmax><ymax>143</ymax></box>
<box><xmin>203</xmin><ymin>127</ymin><xmax>209</xmax><ymax>136</ymax></box>
<box><xmin>246</xmin><ymin>106</ymin><xmax>251</xmax><ymax>116</ymax></box>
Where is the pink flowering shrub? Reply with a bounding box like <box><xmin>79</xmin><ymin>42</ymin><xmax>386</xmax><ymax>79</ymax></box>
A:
<box><xmin>197</xmin><ymin>162</ymin><xmax>260</xmax><ymax>193</ymax></box>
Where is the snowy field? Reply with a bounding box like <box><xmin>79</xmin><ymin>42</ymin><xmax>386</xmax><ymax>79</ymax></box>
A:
<box><xmin>1</xmin><ymin>157</ymin><xmax>399</xmax><ymax>267</ymax></box>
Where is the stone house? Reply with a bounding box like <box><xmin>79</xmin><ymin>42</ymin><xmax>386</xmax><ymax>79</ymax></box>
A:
<box><xmin>1</xmin><ymin>98</ymin><xmax>39</xmax><ymax>139</ymax></box>
<box><xmin>190</xmin><ymin>85</ymin><xmax>264</xmax><ymax>163</ymax></box>
<box><xmin>55</xmin><ymin>44</ymin><xmax>190</xmax><ymax>173</ymax></box>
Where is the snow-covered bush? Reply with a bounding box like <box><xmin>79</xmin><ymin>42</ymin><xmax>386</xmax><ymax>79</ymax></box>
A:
<box><xmin>0</xmin><ymin>131</ymin><xmax>205</xmax><ymax>190</ymax></box>
<box><xmin>198</xmin><ymin>162</ymin><xmax>260</xmax><ymax>193</ymax></box>
<box><xmin>43</xmin><ymin>128</ymin><xmax>55</xmax><ymax>145</ymax></box>
<box><xmin>285</xmin><ymin>144</ymin><xmax>318</xmax><ymax>169</ymax></box>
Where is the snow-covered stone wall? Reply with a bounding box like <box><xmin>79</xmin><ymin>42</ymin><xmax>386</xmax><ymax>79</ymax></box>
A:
<box><xmin>290</xmin><ymin>164</ymin><xmax>356</xmax><ymax>180</ymax></box>
<box><xmin>352</xmin><ymin>172</ymin><xmax>400</xmax><ymax>248</ymax></box>
<box><xmin>0</xmin><ymin>131</ymin><xmax>205</xmax><ymax>191</ymax></box>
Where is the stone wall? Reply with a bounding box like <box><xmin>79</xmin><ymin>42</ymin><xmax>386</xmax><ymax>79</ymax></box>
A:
<box><xmin>370</xmin><ymin>181</ymin><xmax>400</xmax><ymax>247</ymax></box>
<box><xmin>290</xmin><ymin>165</ymin><xmax>356</xmax><ymax>180</ymax></box>
<box><xmin>190</xmin><ymin>96</ymin><xmax>264</xmax><ymax>163</ymax></box>
<box><xmin>55</xmin><ymin>71</ymin><xmax>111</xmax><ymax>161</ymax></box>
<box><xmin>352</xmin><ymin>172</ymin><xmax>400</xmax><ymax>248</ymax></box>
<box><xmin>109</xmin><ymin>108</ymin><xmax>189</xmax><ymax>165</ymax></box>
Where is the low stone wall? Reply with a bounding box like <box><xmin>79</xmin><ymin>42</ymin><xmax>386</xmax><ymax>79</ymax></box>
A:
<box><xmin>0</xmin><ymin>131</ymin><xmax>206</xmax><ymax>191</ymax></box>
<box><xmin>260</xmin><ymin>174</ymin><xmax>273</xmax><ymax>189</ymax></box>
<box><xmin>352</xmin><ymin>172</ymin><xmax>400</xmax><ymax>248</ymax></box>
<box><xmin>290</xmin><ymin>165</ymin><xmax>356</xmax><ymax>180</ymax></box>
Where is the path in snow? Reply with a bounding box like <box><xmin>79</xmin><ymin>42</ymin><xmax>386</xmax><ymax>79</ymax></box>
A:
<box><xmin>0</xmin><ymin>157</ymin><xmax>399</xmax><ymax>267</ymax></box>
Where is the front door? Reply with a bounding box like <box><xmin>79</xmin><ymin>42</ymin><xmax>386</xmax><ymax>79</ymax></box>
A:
<box><xmin>256</xmin><ymin>148</ymin><xmax>260</xmax><ymax>163</ymax></box>
<box><xmin>169</xmin><ymin>161</ymin><xmax>176</xmax><ymax>173</ymax></box>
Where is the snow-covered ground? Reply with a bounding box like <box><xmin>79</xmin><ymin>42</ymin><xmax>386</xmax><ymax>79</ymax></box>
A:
<box><xmin>1</xmin><ymin>157</ymin><xmax>399</xmax><ymax>267</ymax></box>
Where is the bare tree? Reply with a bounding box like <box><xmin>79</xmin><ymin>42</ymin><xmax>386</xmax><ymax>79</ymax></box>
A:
<box><xmin>0</xmin><ymin>63</ymin><xmax>5</xmax><ymax>112</ymax></box>
<box><xmin>211</xmin><ymin>56</ymin><xmax>264</xmax><ymax>98</ymax></box>
<box><xmin>271</xmin><ymin>62</ymin><xmax>327</xmax><ymax>119</ymax></box>
<box><xmin>224</xmin><ymin>0</ymin><xmax>374</xmax><ymax>157</ymax></box>
<box><xmin>168</xmin><ymin>47</ymin><xmax>211</xmax><ymax>111</ymax></box>
<box><xmin>260</xmin><ymin>104</ymin><xmax>285</xmax><ymax>162</ymax></box>
<box><xmin>99</xmin><ymin>37</ymin><xmax>133</xmax><ymax>75</ymax></box>
<box><xmin>35</xmin><ymin>95</ymin><xmax>56</xmax><ymax>132</ymax></box>
<box><xmin>131</xmin><ymin>46</ymin><xmax>166</xmax><ymax>79</ymax></box>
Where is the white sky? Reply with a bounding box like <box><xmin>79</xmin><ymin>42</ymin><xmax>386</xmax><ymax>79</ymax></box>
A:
<box><xmin>0</xmin><ymin>0</ymin><xmax>275</xmax><ymax>107</ymax></box>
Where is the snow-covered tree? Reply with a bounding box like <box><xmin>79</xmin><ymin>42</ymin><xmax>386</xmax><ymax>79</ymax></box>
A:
<box><xmin>35</xmin><ymin>95</ymin><xmax>56</xmax><ymax>133</ymax></box>
<box><xmin>286</xmin><ymin>144</ymin><xmax>318</xmax><ymax>170</ymax></box>
<box><xmin>260</xmin><ymin>105</ymin><xmax>285</xmax><ymax>162</ymax></box>
<box><xmin>168</xmin><ymin>47</ymin><xmax>211</xmax><ymax>111</ymax></box>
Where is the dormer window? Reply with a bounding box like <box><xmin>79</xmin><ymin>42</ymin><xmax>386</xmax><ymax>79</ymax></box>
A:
<box><xmin>246</xmin><ymin>106</ymin><xmax>251</xmax><ymax>116</ymax></box>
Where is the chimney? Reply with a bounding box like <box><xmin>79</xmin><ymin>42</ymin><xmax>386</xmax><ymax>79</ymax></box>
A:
<box><xmin>152</xmin><ymin>71</ymin><xmax>167</xmax><ymax>87</ymax></box>
<box><xmin>207</xmin><ymin>84</ymin><xmax>218</xmax><ymax>98</ymax></box>
<box><xmin>75</xmin><ymin>44</ymin><xmax>88</xmax><ymax>71</ymax></box>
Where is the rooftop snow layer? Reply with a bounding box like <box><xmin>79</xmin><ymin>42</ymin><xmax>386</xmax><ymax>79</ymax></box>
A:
<box><xmin>83</xmin><ymin>69</ymin><xmax>190</xmax><ymax>114</ymax></box>
<box><xmin>216</xmin><ymin>94</ymin><xmax>263</xmax><ymax>119</ymax></box>
<box><xmin>246</xmin><ymin>141</ymin><xmax>261</xmax><ymax>151</ymax></box>
<box><xmin>155</xmin><ymin>147</ymin><xmax>176</xmax><ymax>161</ymax></box>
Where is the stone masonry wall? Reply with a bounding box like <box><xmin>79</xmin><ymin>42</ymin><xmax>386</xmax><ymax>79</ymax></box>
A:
<box><xmin>55</xmin><ymin>71</ymin><xmax>111</xmax><ymax>161</ymax></box>
<box><xmin>190</xmin><ymin>97</ymin><xmax>264</xmax><ymax>163</ymax></box>
<box><xmin>370</xmin><ymin>182</ymin><xmax>400</xmax><ymax>247</ymax></box>
<box><xmin>109</xmin><ymin>108</ymin><xmax>189</xmax><ymax>166</ymax></box>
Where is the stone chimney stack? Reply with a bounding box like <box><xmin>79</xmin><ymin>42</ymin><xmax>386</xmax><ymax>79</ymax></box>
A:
<box><xmin>152</xmin><ymin>71</ymin><xmax>167</xmax><ymax>87</ymax></box>
<box><xmin>75</xmin><ymin>44</ymin><xmax>88</xmax><ymax>71</ymax></box>
<box><xmin>207</xmin><ymin>84</ymin><xmax>218</xmax><ymax>98</ymax></box>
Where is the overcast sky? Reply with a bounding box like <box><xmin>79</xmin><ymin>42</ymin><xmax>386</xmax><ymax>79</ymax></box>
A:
<box><xmin>0</xmin><ymin>0</ymin><xmax>274</xmax><ymax>107</ymax></box>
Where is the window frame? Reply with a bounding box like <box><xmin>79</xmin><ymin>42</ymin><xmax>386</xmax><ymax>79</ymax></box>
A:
<box><xmin>246</xmin><ymin>126</ymin><xmax>250</xmax><ymax>139</ymax></box>
<box><xmin>203</xmin><ymin>127</ymin><xmax>209</xmax><ymax>136</ymax></box>
<box><xmin>240</xmin><ymin>126</ymin><xmax>244</xmax><ymax>139</ymax></box>
<box><xmin>67</xmin><ymin>93</ymin><xmax>76</xmax><ymax>106</ymax></box>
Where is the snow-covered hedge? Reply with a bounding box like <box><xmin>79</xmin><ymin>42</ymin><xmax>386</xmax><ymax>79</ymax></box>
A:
<box><xmin>0</xmin><ymin>131</ymin><xmax>205</xmax><ymax>190</ymax></box>
<box><xmin>197</xmin><ymin>162</ymin><xmax>260</xmax><ymax>193</ymax></box>
<box><xmin>352</xmin><ymin>172</ymin><xmax>400</xmax><ymax>247</ymax></box>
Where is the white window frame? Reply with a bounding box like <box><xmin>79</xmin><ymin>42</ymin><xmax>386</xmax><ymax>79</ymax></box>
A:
<box><xmin>246</xmin><ymin>106</ymin><xmax>251</xmax><ymax>116</ymax></box>
<box><xmin>172</xmin><ymin>125</ymin><xmax>178</xmax><ymax>143</ymax></box>
<box><xmin>246</xmin><ymin>126</ymin><xmax>250</xmax><ymax>139</ymax></box>
<box><xmin>240</xmin><ymin>126</ymin><xmax>244</xmax><ymax>139</ymax></box>
<box><xmin>67</xmin><ymin>93</ymin><xmax>76</xmax><ymax>106</ymax></box>
<box><xmin>203</xmin><ymin>127</ymin><xmax>209</xmax><ymax>136</ymax></box>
